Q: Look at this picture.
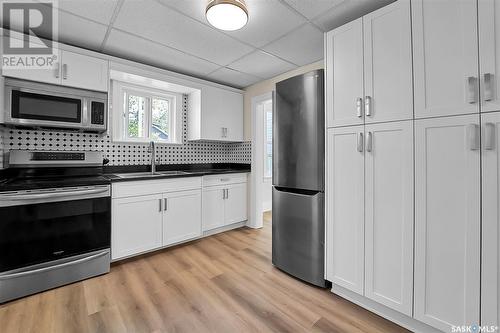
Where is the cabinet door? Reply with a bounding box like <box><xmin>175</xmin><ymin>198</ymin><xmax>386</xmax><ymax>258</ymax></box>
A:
<box><xmin>364</xmin><ymin>121</ymin><xmax>413</xmax><ymax>316</ymax></box>
<box><xmin>479</xmin><ymin>0</ymin><xmax>500</xmax><ymax>112</ymax></box>
<box><xmin>202</xmin><ymin>186</ymin><xmax>225</xmax><ymax>231</ymax></box>
<box><xmin>201</xmin><ymin>85</ymin><xmax>230</xmax><ymax>141</ymax></box>
<box><xmin>327</xmin><ymin>125</ymin><xmax>365</xmax><ymax>294</ymax></box>
<box><xmin>412</xmin><ymin>0</ymin><xmax>480</xmax><ymax>118</ymax></box>
<box><xmin>225</xmin><ymin>183</ymin><xmax>247</xmax><ymax>225</ymax></box>
<box><xmin>414</xmin><ymin>115</ymin><xmax>480</xmax><ymax>331</ymax></box>
<box><xmin>1</xmin><ymin>39</ymin><xmax>61</xmax><ymax>85</ymax></box>
<box><xmin>61</xmin><ymin>51</ymin><xmax>108</xmax><ymax>92</ymax></box>
<box><xmin>112</xmin><ymin>194</ymin><xmax>163</xmax><ymax>260</ymax></box>
<box><xmin>326</xmin><ymin>18</ymin><xmax>364</xmax><ymax>127</ymax></box>
<box><xmin>163</xmin><ymin>190</ymin><xmax>202</xmax><ymax>246</ymax></box>
<box><xmin>481</xmin><ymin>112</ymin><xmax>500</xmax><ymax>327</ymax></box>
<box><xmin>363</xmin><ymin>0</ymin><xmax>413</xmax><ymax>123</ymax></box>
<box><xmin>223</xmin><ymin>91</ymin><xmax>244</xmax><ymax>142</ymax></box>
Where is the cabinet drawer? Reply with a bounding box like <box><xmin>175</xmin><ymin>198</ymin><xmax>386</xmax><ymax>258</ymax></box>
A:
<box><xmin>202</xmin><ymin>173</ymin><xmax>247</xmax><ymax>187</ymax></box>
<box><xmin>112</xmin><ymin>177</ymin><xmax>202</xmax><ymax>198</ymax></box>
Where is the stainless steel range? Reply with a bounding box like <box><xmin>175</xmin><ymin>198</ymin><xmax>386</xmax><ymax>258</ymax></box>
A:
<box><xmin>0</xmin><ymin>150</ymin><xmax>111</xmax><ymax>303</ymax></box>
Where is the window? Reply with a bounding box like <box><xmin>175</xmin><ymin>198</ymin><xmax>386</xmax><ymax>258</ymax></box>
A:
<box><xmin>112</xmin><ymin>80</ymin><xmax>183</xmax><ymax>144</ymax></box>
<box><xmin>264</xmin><ymin>100</ymin><xmax>273</xmax><ymax>178</ymax></box>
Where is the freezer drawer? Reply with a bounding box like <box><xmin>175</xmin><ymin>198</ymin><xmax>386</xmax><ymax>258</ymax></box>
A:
<box><xmin>272</xmin><ymin>187</ymin><xmax>326</xmax><ymax>287</ymax></box>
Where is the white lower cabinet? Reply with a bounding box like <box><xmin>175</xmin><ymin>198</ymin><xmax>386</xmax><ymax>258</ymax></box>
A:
<box><xmin>327</xmin><ymin>121</ymin><xmax>414</xmax><ymax>315</ymax></box>
<box><xmin>327</xmin><ymin>126</ymin><xmax>365</xmax><ymax>294</ymax></box>
<box><xmin>364</xmin><ymin>121</ymin><xmax>413</xmax><ymax>316</ymax></box>
<box><xmin>202</xmin><ymin>177</ymin><xmax>248</xmax><ymax>232</ymax></box>
<box><xmin>481</xmin><ymin>112</ymin><xmax>500</xmax><ymax>328</ymax></box>
<box><xmin>163</xmin><ymin>190</ymin><xmax>202</xmax><ymax>246</ymax></box>
<box><xmin>414</xmin><ymin>115</ymin><xmax>481</xmax><ymax>331</ymax></box>
<box><xmin>112</xmin><ymin>194</ymin><xmax>163</xmax><ymax>260</ymax></box>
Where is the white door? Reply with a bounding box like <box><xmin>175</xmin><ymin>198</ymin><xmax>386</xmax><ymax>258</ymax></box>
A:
<box><xmin>225</xmin><ymin>183</ymin><xmax>248</xmax><ymax>225</ymax></box>
<box><xmin>364</xmin><ymin>121</ymin><xmax>413</xmax><ymax>316</ymax></box>
<box><xmin>163</xmin><ymin>190</ymin><xmax>202</xmax><ymax>246</ymax></box>
<box><xmin>481</xmin><ymin>112</ymin><xmax>500</xmax><ymax>327</ymax></box>
<box><xmin>479</xmin><ymin>0</ymin><xmax>500</xmax><ymax>112</ymax></box>
<box><xmin>363</xmin><ymin>0</ymin><xmax>413</xmax><ymax>123</ymax></box>
<box><xmin>327</xmin><ymin>125</ymin><xmax>365</xmax><ymax>294</ymax></box>
<box><xmin>326</xmin><ymin>18</ymin><xmax>364</xmax><ymax>127</ymax></box>
<box><xmin>112</xmin><ymin>194</ymin><xmax>163</xmax><ymax>260</ymax></box>
<box><xmin>412</xmin><ymin>0</ymin><xmax>480</xmax><ymax>118</ymax></box>
<box><xmin>1</xmin><ymin>40</ymin><xmax>61</xmax><ymax>85</ymax></box>
<box><xmin>414</xmin><ymin>115</ymin><xmax>481</xmax><ymax>331</ymax></box>
<box><xmin>202</xmin><ymin>186</ymin><xmax>225</xmax><ymax>231</ymax></box>
<box><xmin>61</xmin><ymin>51</ymin><xmax>108</xmax><ymax>92</ymax></box>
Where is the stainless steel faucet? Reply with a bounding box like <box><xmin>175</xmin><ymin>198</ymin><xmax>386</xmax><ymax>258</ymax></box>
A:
<box><xmin>148</xmin><ymin>141</ymin><xmax>156</xmax><ymax>174</ymax></box>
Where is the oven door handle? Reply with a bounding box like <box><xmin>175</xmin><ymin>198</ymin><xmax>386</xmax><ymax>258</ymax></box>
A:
<box><xmin>0</xmin><ymin>250</ymin><xmax>109</xmax><ymax>280</ymax></box>
<box><xmin>0</xmin><ymin>187</ymin><xmax>109</xmax><ymax>202</ymax></box>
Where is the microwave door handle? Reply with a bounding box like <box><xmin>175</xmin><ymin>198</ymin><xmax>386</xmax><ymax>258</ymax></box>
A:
<box><xmin>0</xmin><ymin>187</ymin><xmax>109</xmax><ymax>202</ymax></box>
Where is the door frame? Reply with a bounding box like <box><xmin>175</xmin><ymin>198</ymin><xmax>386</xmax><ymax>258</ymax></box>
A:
<box><xmin>249</xmin><ymin>92</ymin><xmax>273</xmax><ymax>229</ymax></box>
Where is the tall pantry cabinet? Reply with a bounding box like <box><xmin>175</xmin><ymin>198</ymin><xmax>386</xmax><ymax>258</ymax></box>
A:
<box><xmin>325</xmin><ymin>0</ymin><xmax>414</xmax><ymax>317</ymax></box>
<box><xmin>325</xmin><ymin>0</ymin><xmax>500</xmax><ymax>332</ymax></box>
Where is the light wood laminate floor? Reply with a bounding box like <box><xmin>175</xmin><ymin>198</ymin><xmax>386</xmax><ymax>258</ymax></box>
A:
<box><xmin>0</xmin><ymin>212</ymin><xmax>408</xmax><ymax>333</ymax></box>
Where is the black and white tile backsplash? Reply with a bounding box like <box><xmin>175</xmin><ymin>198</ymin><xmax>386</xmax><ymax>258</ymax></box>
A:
<box><xmin>0</xmin><ymin>95</ymin><xmax>251</xmax><ymax>168</ymax></box>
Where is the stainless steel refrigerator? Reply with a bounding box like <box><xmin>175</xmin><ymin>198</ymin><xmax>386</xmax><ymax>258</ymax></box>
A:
<box><xmin>272</xmin><ymin>69</ymin><xmax>326</xmax><ymax>287</ymax></box>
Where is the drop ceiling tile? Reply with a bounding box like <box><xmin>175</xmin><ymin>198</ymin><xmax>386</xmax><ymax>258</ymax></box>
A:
<box><xmin>313</xmin><ymin>0</ymin><xmax>395</xmax><ymax>31</ymax></box>
<box><xmin>113</xmin><ymin>0</ymin><xmax>253</xmax><ymax>66</ymax></box>
<box><xmin>54</xmin><ymin>0</ymin><xmax>119</xmax><ymax>25</ymax></box>
<box><xmin>207</xmin><ymin>67</ymin><xmax>261</xmax><ymax>88</ymax></box>
<box><xmin>263</xmin><ymin>24</ymin><xmax>324</xmax><ymax>66</ymax></box>
<box><xmin>228</xmin><ymin>50</ymin><xmax>296</xmax><ymax>78</ymax></box>
<box><xmin>158</xmin><ymin>0</ymin><xmax>307</xmax><ymax>48</ymax></box>
<box><xmin>104</xmin><ymin>29</ymin><xmax>221</xmax><ymax>76</ymax></box>
<box><xmin>282</xmin><ymin>0</ymin><xmax>345</xmax><ymax>20</ymax></box>
<box><xmin>56</xmin><ymin>12</ymin><xmax>109</xmax><ymax>51</ymax></box>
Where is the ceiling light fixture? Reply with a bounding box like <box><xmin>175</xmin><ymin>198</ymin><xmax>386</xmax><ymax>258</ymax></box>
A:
<box><xmin>206</xmin><ymin>0</ymin><xmax>249</xmax><ymax>31</ymax></box>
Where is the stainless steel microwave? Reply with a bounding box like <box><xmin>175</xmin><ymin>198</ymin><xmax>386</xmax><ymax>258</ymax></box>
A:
<box><xmin>3</xmin><ymin>78</ymin><xmax>108</xmax><ymax>132</ymax></box>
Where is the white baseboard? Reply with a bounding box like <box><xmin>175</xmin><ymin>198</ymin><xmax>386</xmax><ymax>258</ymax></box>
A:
<box><xmin>331</xmin><ymin>284</ymin><xmax>442</xmax><ymax>333</ymax></box>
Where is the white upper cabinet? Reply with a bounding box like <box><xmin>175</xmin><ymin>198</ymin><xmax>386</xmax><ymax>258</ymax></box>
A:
<box><xmin>481</xmin><ymin>112</ymin><xmax>500</xmax><ymax>328</ymax></box>
<box><xmin>414</xmin><ymin>115</ymin><xmax>480</xmax><ymax>331</ymax></box>
<box><xmin>363</xmin><ymin>0</ymin><xmax>413</xmax><ymax>123</ymax></box>
<box><xmin>60</xmin><ymin>50</ymin><xmax>108</xmax><ymax>92</ymax></box>
<box><xmin>189</xmin><ymin>85</ymin><xmax>243</xmax><ymax>142</ymax></box>
<box><xmin>326</xmin><ymin>126</ymin><xmax>365</xmax><ymax>294</ymax></box>
<box><xmin>326</xmin><ymin>0</ymin><xmax>413</xmax><ymax>127</ymax></box>
<box><xmin>479</xmin><ymin>0</ymin><xmax>500</xmax><ymax>112</ymax></box>
<box><xmin>364</xmin><ymin>121</ymin><xmax>413</xmax><ymax>316</ymax></box>
<box><xmin>412</xmin><ymin>0</ymin><xmax>480</xmax><ymax>118</ymax></box>
<box><xmin>2</xmin><ymin>43</ymin><xmax>108</xmax><ymax>92</ymax></box>
<box><xmin>326</xmin><ymin>19</ymin><xmax>364</xmax><ymax>128</ymax></box>
<box><xmin>163</xmin><ymin>190</ymin><xmax>202</xmax><ymax>246</ymax></box>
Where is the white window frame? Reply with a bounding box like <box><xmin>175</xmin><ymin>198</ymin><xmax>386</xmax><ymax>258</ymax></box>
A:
<box><xmin>111</xmin><ymin>80</ymin><xmax>183</xmax><ymax>144</ymax></box>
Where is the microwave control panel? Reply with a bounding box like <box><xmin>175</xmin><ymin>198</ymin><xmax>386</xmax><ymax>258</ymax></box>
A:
<box><xmin>91</xmin><ymin>101</ymin><xmax>105</xmax><ymax>125</ymax></box>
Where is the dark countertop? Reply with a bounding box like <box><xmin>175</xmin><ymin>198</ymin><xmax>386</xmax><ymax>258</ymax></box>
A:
<box><xmin>0</xmin><ymin>163</ymin><xmax>251</xmax><ymax>191</ymax></box>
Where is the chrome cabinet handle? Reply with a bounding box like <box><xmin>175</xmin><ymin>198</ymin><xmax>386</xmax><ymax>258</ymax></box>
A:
<box><xmin>221</xmin><ymin>127</ymin><xmax>225</xmax><ymax>138</ymax></box>
<box><xmin>467</xmin><ymin>124</ymin><xmax>480</xmax><ymax>150</ymax></box>
<box><xmin>357</xmin><ymin>132</ymin><xmax>364</xmax><ymax>152</ymax></box>
<box><xmin>225</xmin><ymin>189</ymin><xmax>229</xmax><ymax>199</ymax></box>
<box><xmin>225</xmin><ymin>128</ymin><xmax>228</xmax><ymax>137</ymax></box>
<box><xmin>164</xmin><ymin>198</ymin><xmax>167</xmax><ymax>211</ymax></box>
<box><xmin>366</xmin><ymin>131</ymin><xmax>373</xmax><ymax>152</ymax></box>
<box><xmin>54</xmin><ymin>62</ymin><xmax>60</xmax><ymax>78</ymax></box>
<box><xmin>356</xmin><ymin>97</ymin><xmax>363</xmax><ymax>118</ymax></box>
<box><xmin>484</xmin><ymin>73</ymin><xmax>494</xmax><ymax>102</ymax></box>
<box><xmin>365</xmin><ymin>96</ymin><xmax>372</xmax><ymax>117</ymax></box>
<box><xmin>62</xmin><ymin>64</ymin><xmax>68</xmax><ymax>79</ymax></box>
<box><xmin>222</xmin><ymin>189</ymin><xmax>226</xmax><ymax>200</ymax></box>
<box><xmin>484</xmin><ymin>122</ymin><xmax>496</xmax><ymax>150</ymax></box>
<box><xmin>159</xmin><ymin>199</ymin><xmax>162</xmax><ymax>212</ymax></box>
<box><xmin>466</xmin><ymin>76</ymin><xmax>477</xmax><ymax>104</ymax></box>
